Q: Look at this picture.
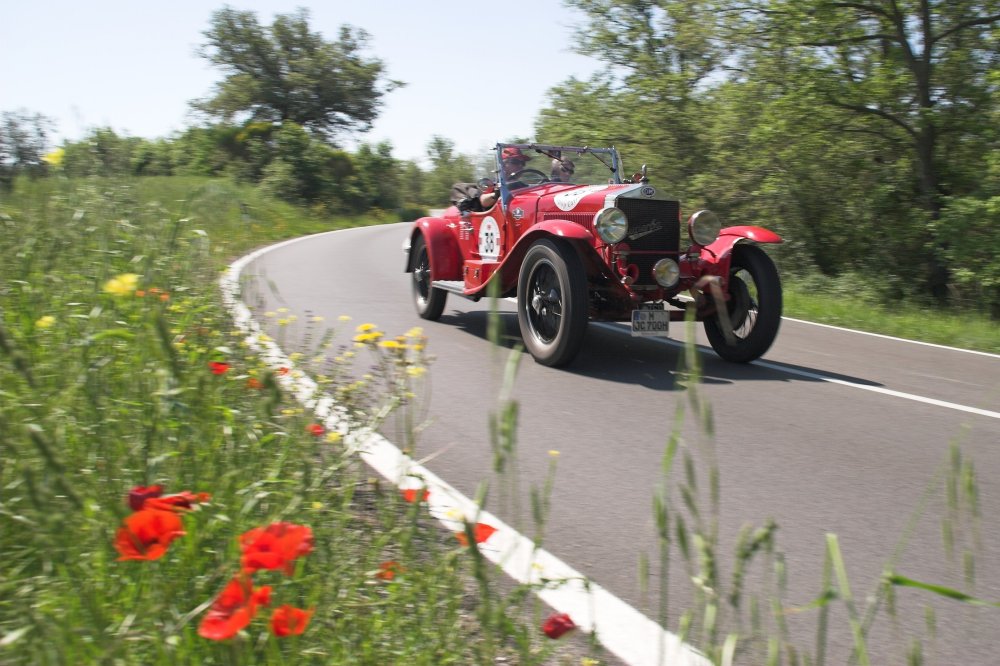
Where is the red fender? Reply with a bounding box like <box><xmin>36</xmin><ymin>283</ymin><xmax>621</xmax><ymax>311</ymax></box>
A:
<box><xmin>492</xmin><ymin>219</ymin><xmax>596</xmax><ymax>292</ymax></box>
<box><xmin>523</xmin><ymin>219</ymin><xmax>596</xmax><ymax>242</ymax></box>
<box><xmin>408</xmin><ymin>217</ymin><xmax>462</xmax><ymax>280</ymax></box>
<box><xmin>702</xmin><ymin>225</ymin><xmax>782</xmax><ymax>261</ymax></box>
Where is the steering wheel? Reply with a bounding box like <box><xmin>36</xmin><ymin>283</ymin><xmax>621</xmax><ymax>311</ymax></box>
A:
<box><xmin>509</xmin><ymin>168</ymin><xmax>549</xmax><ymax>186</ymax></box>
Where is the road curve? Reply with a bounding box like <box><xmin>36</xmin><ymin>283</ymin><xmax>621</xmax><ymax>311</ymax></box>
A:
<box><xmin>240</xmin><ymin>222</ymin><xmax>1000</xmax><ymax>665</ymax></box>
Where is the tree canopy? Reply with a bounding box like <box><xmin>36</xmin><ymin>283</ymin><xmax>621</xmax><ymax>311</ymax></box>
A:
<box><xmin>541</xmin><ymin>0</ymin><xmax>1000</xmax><ymax>313</ymax></box>
<box><xmin>194</xmin><ymin>7</ymin><xmax>400</xmax><ymax>143</ymax></box>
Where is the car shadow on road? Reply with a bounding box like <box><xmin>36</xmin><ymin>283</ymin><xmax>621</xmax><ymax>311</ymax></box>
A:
<box><xmin>443</xmin><ymin>309</ymin><xmax>884</xmax><ymax>391</ymax></box>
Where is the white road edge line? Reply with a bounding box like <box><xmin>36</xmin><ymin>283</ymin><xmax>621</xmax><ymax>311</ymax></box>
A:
<box><xmin>222</xmin><ymin>229</ymin><xmax>711</xmax><ymax>666</ymax></box>
<box><xmin>782</xmin><ymin>317</ymin><xmax>1000</xmax><ymax>358</ymax></box>
<box><xmin>593</xmin><ymin>322</ymin><xmax>1000</xmax><ymax>420</ymax></box>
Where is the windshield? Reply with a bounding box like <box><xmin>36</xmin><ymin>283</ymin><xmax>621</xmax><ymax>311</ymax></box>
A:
<box><xmin>493</xmin><ymin>144</ymin><xmax>623</xmax><ymax>195</ymax></box>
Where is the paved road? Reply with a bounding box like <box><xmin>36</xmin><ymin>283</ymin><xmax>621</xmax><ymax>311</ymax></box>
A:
<box><xmin>242</xmin><ymin>222</ymin><xmax>1000</xmax><ymax>664</ymax></box>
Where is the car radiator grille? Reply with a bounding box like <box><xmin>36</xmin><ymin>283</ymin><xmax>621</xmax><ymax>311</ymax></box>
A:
<box><xmin>616</xmin><ymin>198</ymin><xmax>681</xmax><ymax>288</ymax></box>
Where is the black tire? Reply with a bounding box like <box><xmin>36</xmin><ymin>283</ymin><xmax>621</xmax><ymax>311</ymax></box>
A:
<box><xmin>704</xmin><ymin>244</ymin><xmax>782</xmax><ymax>362</ymax></box>
<box><xmin>411</xmin><ymin>234</ymin><xmax>447</xmax><ymax>320</ymax></box>
<box><xmin>517</xmin><ymin>239</ymin><xmax>589</xmax><ymax>367</ymax></box>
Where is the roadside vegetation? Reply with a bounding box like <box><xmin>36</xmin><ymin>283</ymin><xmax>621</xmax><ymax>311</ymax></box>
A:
<box><xmin>0</xmin><ymin>177</ymin><xmax>608</xmax><ymax>665</ymax></box>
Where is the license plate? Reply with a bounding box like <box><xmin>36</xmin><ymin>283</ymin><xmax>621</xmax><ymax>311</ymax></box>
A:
<box><xmin>631</xmin><ymin>308</ymin><xmax>670</xmax><ymax>337</ymax></box>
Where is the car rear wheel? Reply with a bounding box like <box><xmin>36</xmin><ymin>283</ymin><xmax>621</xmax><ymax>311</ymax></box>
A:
<box><xmin>411</xmin><ymin>234</ymin><xmax>447</xmax><ymax>320</ymax></box>
<box><xmin>517</xmin><ymin>239</ymin><xmax>588</xmax><ymax>367</ymax></box>
<box><xmin>704</xmin><ymin>244</ymin><xmax>782</xmax><ymax>362</ymax></box>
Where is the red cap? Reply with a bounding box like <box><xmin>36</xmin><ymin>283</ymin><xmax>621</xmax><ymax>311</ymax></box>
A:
<box><xmin>501</xmin><ymin>147</ymin><xmax>531</xmax><ymax>162</ymax></box>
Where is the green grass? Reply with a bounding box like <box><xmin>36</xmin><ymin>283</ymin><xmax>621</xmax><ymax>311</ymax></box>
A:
<box><xmin>0</xmin><ymin>176</ymin><xmax>599</xmax><ymax>665</ymax></box>
<box><xmin>784</xmin><ymin>284</ymin><xmax>1000</xmax><ymax>354</ymax></box>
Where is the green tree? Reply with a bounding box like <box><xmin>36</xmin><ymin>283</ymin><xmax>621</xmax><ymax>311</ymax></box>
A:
<box><xmin>727</xmin><ymin>0</ymin><xmax>1000</xmax><ymax>295</ymax></box>
<box><xmin>0</xmin><ymin>110</ymin><xmax>52</xmax><ymax>187</ymax></box>
<box><xmin>61</xmin><ymin>128</ymin><xmax>136</xmax><ymax>178</ymax></box>
<box><xmin>343</xmin><ymin>141</ymin><xmax>401</xmax><ymax>211</ymax></box>
<box><xmin>421</xmin><ymin>136</ymin><xmax>474</xmax><ymax>206</ymax></box>
<box><xmin>195</xmin><ymin>7</ymin><xmax>400</xmax><ymax>142</ymax></box>
<box><xmin>397</xmin><ymin>160</ymin><xmax>428</xmax><ymax>206</ymax></box>
<box><xmin>553</xmin><ymin>0</ymin><xmax>723</xmax><ymax>184</ymax></box>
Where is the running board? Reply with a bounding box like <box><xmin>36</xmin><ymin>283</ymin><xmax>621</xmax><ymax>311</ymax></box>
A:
<box><xmin>431</xmin><ymin>280</ymin><xmax>466</xmax><ymax>295</ymax></box>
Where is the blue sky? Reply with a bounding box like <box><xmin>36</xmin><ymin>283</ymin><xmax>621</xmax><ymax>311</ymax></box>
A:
<box><xmin>1</xmin><ymin>1</ymin><xmax>603</xmax><ymax>163</ymax></box>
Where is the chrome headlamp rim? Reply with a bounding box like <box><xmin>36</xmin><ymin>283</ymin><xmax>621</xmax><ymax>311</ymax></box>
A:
<box><xmin>688</xmin><ymin>209</ymin><xmax>722</xmax><ymax>246</ymax></box>
<box><xmin>652</xmin><ymin>258</ymin><xmax>680</xmax><ymax>288</ymax></box>
<box><xmin>593</xmin><ymin>207</ymin><xmax>628</xmax><ymax>244</ymax></box>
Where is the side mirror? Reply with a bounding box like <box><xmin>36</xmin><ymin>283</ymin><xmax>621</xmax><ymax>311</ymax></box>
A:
<box><xmin>477</xmin><ymin>177</ymin><xmax>496</xmax><ymax>194</ymax></box>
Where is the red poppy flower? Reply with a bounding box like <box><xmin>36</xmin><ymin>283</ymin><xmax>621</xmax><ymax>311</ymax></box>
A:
<box><xmin>454</xmin><ymin>522</ymin><xmax>498</xmax><ymax>547</ymax></box>
<box><xmin>209</xmin><ymin>361</ymin><xmax>230</xmax><ymax>375</ymax></box>
<box><xmin>127</xmin><ymin>484</ymin><xmax>164</xmax><ymax>511</ymax></box>
<box><xmin>198</xmin><ymin>575</ymin><xmax>273</xmax><ymax>640</ymax></box>
<box><xmin>270</xmin><ymin>604</ymin><xmax>314</xmax><ymax>637</ymax></box>
<box><xmin>278</xmin><ymin>367</ymin><xmax>290</xmax><ymax>375</ymax></box>
<box><xmin>400</xmin><ymin>488</ymin><xmax>430</xmax><ymax>504</ymax></box>
<box><xmin>375</xmin><ymin>560</ymin><xmax>404</xmax><ymax>581</ymax></box>
<box><xmin>246</xmin><ymin>377</ymin><xmax>262</xmax><ymax>389</ymax></box>
<box><xmin>306</xmin><ymin>423</ymin><xmax>325</xmax><ymax>437</ymax></box>
<box><xmin>541</xmin><ymin>612</ymin><xmax>577</xmax><ymax>639</ymax></box>
<box><xmin>240</xmin><ymin>522</ymin><xmax>314</xmax><ymax>575</ymax></box>
<box><xmin>144</xmin><ymin>491</ymin><xmax>212</xmax><ymax>512</ymax></box>
<box><xmin>114</xmin><ymin>508</ymin><xmax>185</xmax><ymax>561</ymax></box>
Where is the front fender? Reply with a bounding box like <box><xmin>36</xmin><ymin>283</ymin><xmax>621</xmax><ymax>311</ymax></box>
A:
<box><xmin>702</xmin><ymin>225</ymin><xmax>782</xmax><ymax>260</ymax></box>
<box><xmin>406</xmin><ymin>218</ymin><xmax>462</xmax><ymax>280</ymax></box>
<box><xmin>490</xmin><ymin>219</ymin><xmax>596</xmax><ymax>295</ymax></box>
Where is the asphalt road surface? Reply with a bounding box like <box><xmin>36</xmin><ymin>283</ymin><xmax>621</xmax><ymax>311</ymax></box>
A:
<box><xmin>241</xmin><ymin>222</ymin><xmax>1000</xmax><ymax>665</ymax></box>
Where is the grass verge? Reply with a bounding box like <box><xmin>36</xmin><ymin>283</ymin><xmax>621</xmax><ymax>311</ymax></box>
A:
<box><xmin>0</xmin><ymin>176</ymin><xmax>604</xmax><ymax>665</ymax></box>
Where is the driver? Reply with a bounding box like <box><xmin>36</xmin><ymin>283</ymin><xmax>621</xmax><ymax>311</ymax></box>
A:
<box><xmin>454</xmin><ymin>147</ymin><xmax>533</xmax><ymax>212</ymax></box>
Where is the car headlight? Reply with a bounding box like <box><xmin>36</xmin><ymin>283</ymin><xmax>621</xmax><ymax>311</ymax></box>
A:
<box><xmin>594</xmin><ymin>207</ymin><xmax>628</xmax><ymax>244</ymax></box>
<box><xmin>652</xmin><ymin>258</ymin><xmax>680</xmax><ymax>288</ymax></box>
<box><xmin>688</xmin><ymin>210</ymin><xmax>722</xmax><ymax>246</ymax></box>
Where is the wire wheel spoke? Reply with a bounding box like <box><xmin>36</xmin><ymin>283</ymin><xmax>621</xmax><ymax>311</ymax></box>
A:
<box><xmin>529</xmin><ymin>265</ymin><xmax>562</xmax><ymax>341</ymax></box>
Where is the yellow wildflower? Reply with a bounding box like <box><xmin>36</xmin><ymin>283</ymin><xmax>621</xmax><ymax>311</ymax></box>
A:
<box><xmin>325</xmin><ymin>431</ymin><xmax>342</xmax><ymax>444</ymax></box>
<box><xmin>354</xmin><ymin>331</ymin><xmax>384</xmax><ymax>343</ymax></box>
<box><xmin>355</xmin><ymin>323</ymin><xmax>377</xmax><ymax>333</ymax></box>
<box><xmin>405</xmin><ymin>326</ymin><xmax>423</xmax><ymax>338</ymax></box>
<box><xmin>43</xmin><ymin>148</ymin><xmax>64</xmax><ymax>167</ymax></box>
<box><xmin>35</xmin><ymin>315</ymin><xmax>56</xmax><ymax>329</ymax></box>
<box><xmin>548</xmin><ymin>450</ymin><xmax>560</xmax><ymax>457</ymax></box>
<box><xmin>406</xmin><ymin>366</ymin><xmax>427</xmax><ymax>378</ymax></box>
<box><xmin>311</xmin><ymin>501</ymin><xmax>323</xmax><ymax>510</ymax></box>
<box><xmin>103</xmin><ymin>273</ymin><xmax>139</xmax><ymax>296</ymax></box>
<box><xmin>379</xmin><ymin>339</ymin><xmax>402</xmax><ymax>349</ymax></box>
<box><xmin>338</xmin><ymin>315</ymin><xmax>352</xmax><ymax>322</ymax></box>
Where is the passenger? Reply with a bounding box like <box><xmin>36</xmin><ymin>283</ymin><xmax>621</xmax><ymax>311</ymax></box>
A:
<box><xmin>550</xmin><ymin>158</ymin><xmax>575</xmax><ymax>182</ymax></box>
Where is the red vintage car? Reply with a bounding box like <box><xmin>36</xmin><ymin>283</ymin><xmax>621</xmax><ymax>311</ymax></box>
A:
<box><xmin>404</xmin><ymin>143</ymin><xmax>782</xmax><ymax>367</ymax></box>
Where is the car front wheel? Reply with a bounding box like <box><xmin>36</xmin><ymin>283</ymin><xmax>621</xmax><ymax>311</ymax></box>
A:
<box><xmin>411</xmin><ymin>234</ymin><xmax>447</xmax><ymax>320</ymax></box>
<box><xmin>517</xmin><ymin>239</ymin><xmax>588</xmax><ymax>367</ymax></box>
<box><xmin>704</xmin><ymin>243</ymin><xmax>782</xmax><ymax>362</ymax></box>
